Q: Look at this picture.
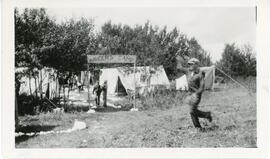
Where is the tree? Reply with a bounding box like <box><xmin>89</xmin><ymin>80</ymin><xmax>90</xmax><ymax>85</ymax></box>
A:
<box><xmin>15</xmin><ymin>8</ymin><xmax>55</xmax><ymax>67</ymax></box>
<box><xmin>240</xmin><ymin>44</ymin><xmax>256</xmax><ymax>76</ymax></box>
<box><xmin>39</xmin><ymin>18</ymin><xmax>95</xmax><ymax>73</ymax></box>
<box><xmin>15</xmin><ymin>8</ymin><xmax>56</xmax><ymax>98</ymax></box>
<box><xmin>93</xmin><ymin>21</ymin><xmax>212</xmax><ymax>80</ymax></box>
<box><xmin>188</xmin><ymin>37</ymin><xmax>212</xmax><ymax>66</ymax></box>
<box><xmin>216</xmin><ymin>43</ymin><xmax>256</xmax><ymax>77</ymax></box>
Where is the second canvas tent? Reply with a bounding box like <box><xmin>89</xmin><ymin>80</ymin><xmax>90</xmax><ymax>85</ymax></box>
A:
<box><xmin>99</xmin><ymin>65</ymin><xmax>170</xmax><ymax>96</ymax></box>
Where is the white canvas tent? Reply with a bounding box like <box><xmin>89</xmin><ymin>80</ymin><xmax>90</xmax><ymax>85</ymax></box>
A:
<box><xmin>176</xmin><ymin>74</ymin><xmax>189</xmax><ymax>91</ymax></box>
<box><xmin>99</xmin><ymin>65</ymin><xmax>170</xmax><ymax>95</ymax></box>
<box><xmin>176</xmin><ymin>65</ymin><xmax>215</xmax><ymax>91</ymax></box>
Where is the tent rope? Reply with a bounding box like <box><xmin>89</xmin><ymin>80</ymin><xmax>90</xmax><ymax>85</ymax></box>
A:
<box><xmin>215</xmin><ymin>66</ymin><xmax>252</xmax><ymax>94</ymax></box>
<box><xmin>43</xmin><ymin>96</ymin><xmax>58</xmax><ymax>108</ymax></box>
<box><xmin>32</xmin><ymin>72</ymin><xmax>58</xmax><ymax>108</ymax></box>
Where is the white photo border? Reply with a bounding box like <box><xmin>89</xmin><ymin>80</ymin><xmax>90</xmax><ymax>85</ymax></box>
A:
<box><xmin>1</xmin><ymin>0</ymin><xmax>269</xmax><ymax>158</ymax></box>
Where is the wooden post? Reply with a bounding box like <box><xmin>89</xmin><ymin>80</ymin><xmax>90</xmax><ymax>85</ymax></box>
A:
<box><xmin>133</xmin><ymin>60</ymin><xmax>136</xmax><ymax>109</ymax></box>
<box><xmin>34</xmin><ymin>76</ymin><xmax>38</xmax><ymax>97</ymax></box>
<box><xmin>116</xmin><ymin>77</ymin><xmax>119</xmax><ymax>96</ymax></box>
<box><xmin>29</xmin><ymin>76</ymin><xmax>32</xmax><ymax>95</ymax></box>
<box><xmin>40</xmin><ymin>70</ymin><xmax>43</xmax><ymax>98</ymax></box>
<box><xmin>87</xmin><ymin>64</ymin><xmax>91</xmax><ymax>109</ymax></box>
<box><xmin>63</xmin><ymin>84</ymin><xmax>66</xmax><ymax>108</ymax></box>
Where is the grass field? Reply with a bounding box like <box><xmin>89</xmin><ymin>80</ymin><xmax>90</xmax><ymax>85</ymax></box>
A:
<box><xmin>15</xmin><ymin>82</ymin><xmax>256</xmax><ymax>148</ymax></box>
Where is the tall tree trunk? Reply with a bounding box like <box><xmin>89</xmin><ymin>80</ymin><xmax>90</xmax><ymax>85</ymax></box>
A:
<box><xmin>63</xmin><ymin>85</ymin><xmax>66</xmax><ymax>108</ymax></box>
<box><xmin>67</xmin><ymin>84</ymin><xmax>70</xmax><ymax>99</ymax></box>
<box><xmin>29</xmin><ymin>76</ymin><xmax>32</xmax><ymax>96</ymax></box>
<box><xmin>56</xmin><ymin>75</ymin><xmax>59</xmax><ymax>98</ymax></box>
<box><xmin>56</xmin><ymin>72</ymin><xmax>61</xmax><ymax>98</ymax></box>
<box><xmin>34</xmin><ymin>76</ymin><xmax>38</xmax><ymax>97</ymax></box>
<box><xmin>40</xmin><ymin>70</ymin><xmax>43</xmax><ymax>99</ymax></box>
<box><xmin>37</xmin><ymin>72</ymin><xmax>40</xmax><ymax>97</ymax></box>
<box><xmin>59</xmin><ymin>85</ymin><xmax>61</xmax><ymax>99</ymax></box>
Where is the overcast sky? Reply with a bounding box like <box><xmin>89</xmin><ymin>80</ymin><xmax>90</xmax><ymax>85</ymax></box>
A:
<box><xmin>46</xmin><ymin>7</ymin><xmax>256</xmax><ymax>62</ymax></box>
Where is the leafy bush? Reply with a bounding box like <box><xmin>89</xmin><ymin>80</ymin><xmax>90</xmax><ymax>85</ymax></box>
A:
<box><xmin>139</xmin><ymin>89</ymin><xmax>186</xmax><ymax>110</ymax></box>
<box><xmin>17</xmin><ymin>94</ymin><xmax>60</xmax><ymax>115</ymax></box>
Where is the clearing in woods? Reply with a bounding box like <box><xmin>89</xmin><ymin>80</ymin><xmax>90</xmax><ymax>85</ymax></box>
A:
<box><xmin>15</xmin><ymin>86</ymin><xmax>256</xmax><ymax>148</ymax></box>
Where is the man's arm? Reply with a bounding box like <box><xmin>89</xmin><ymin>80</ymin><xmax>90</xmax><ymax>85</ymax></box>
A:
<box><xmin>176</xmin><ymin>55</ymin><xmax>188</xmax><ymax>74</ymax></box>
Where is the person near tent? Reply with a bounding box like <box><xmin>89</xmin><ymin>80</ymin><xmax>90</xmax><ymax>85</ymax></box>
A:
<box><xmin>89</xmin><ymin>74</ymin><xmax>94</xmax><ymax>86</ymax></box>
<box><xmin>93</xmin><ymin>81</ymin><xmax>102</xmax><ymax>106</ymax></box>
<box><xmin>76</xmin><ymin>75</ymin><xmax>83</xmax><ymax>92</ymax></box>
<box><xmin>72</xmin><ymin>74</ymin><xmax>77</xmax><ymax>89</ymax></box>
<box><xmin>68</xmin><ymin>75</ymin><xmax>74</xmax><ymax>91</ymax></box>
<box><xmin>101</xmin><ymin>81</ymin><xmax>108</xmax><ymax>107</ymax></box>
<box><xmin>176</xmin><ymin>53</ymin><xmax>212</xmax><ymax>130</ymax></box>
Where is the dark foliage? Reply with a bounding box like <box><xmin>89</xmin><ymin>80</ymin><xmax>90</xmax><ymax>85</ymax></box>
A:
<box><xmin>216</xmin><ymin>43</ymin><xmax>256</xmax><ymax>77</ymax></box>
<box><xmin>88</xmin><ymin>21</ymin><xmax>212</xmax><ymax>80</ymax></box>
<box><xmin>17</xmin><ymin>94</ymin><xmax>60</xmax><ymax>115</ymax></box>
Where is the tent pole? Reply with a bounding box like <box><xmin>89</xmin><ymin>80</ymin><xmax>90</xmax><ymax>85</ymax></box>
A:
<box><xmin>133</xmin><ymin>60</ymin><xmax>136</xmax><ymax>109</ymax></box>
<box><xmin>212</xmin><ymin>65</ymin><xmax>215</xmax><ymax>90</ymax></box>
<box><xmin>116</xmin><ymin>77</ymin><xmax>119</xmax><ymax>96</ymax></box>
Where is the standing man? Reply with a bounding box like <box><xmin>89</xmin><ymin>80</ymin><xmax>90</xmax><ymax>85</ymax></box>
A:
<box><xmin>68</xmin><ymin>75</ymin><xmax>74</xmax><ymax>90</ymax></box>
<box><xmin>176</xmin><ymin>52</ymin><xmax>212</xmax><ymax>130</ymax></box>
<box><xmin>93</xmin><ymin>81</ymin><xmax>102</xmax><ymax>106</ymax></box>
<box><xmin>77</xmin><ymin>79</ymin><xmax>82</xmax><ymax>93</ymax></box>
<box><xmin>101</xmin><ymin>81</ymin><xmax>108</xmax><ymax>107</ymax></box>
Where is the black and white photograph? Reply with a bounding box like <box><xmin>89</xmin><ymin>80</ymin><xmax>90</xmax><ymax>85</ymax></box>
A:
<box><xmin>2</xmin><ymin>0</ymin><xmax>270</xmax><ymax>158</ymax></box>
<box><xmin>13</xmin><ymin>6</ymin><xmax>258</xmax><ymax>148</ymax></box>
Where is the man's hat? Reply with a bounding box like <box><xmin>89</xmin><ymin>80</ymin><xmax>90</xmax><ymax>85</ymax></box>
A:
<box><xmin>187</xmin><ymin>58</ymin><xmax>200</xmax><ymax>65</ymax></box>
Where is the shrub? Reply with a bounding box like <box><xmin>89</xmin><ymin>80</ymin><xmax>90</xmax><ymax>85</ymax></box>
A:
<box><xmin>139</xmin><ymin>89</ymin><xmax>186</xmax><ymax>110</ymax></box>
<box><xmin>17</xmin><ymin>94</ymin><xmax>60</xmax><ymax>115</ymax></box>
<box><xmin>216</xmin><ymin>43</ymin><xmax>256</xmax><ymax>77</ymax></box>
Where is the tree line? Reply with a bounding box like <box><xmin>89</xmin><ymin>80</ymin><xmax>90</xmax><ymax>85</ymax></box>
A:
<box><xmin>15</xmin><ymin>8</ymin><xmax>256</xmax><ymax>87</ymax></box>
<box><xmin>216</xmin><ymin>43</ymin><xmax>256</xmax><ymax>77</ymax></box>
<box><xmin>15</xmin><ymin>8</ymin><xmax>212</xmax><ymax>79</ymax></box>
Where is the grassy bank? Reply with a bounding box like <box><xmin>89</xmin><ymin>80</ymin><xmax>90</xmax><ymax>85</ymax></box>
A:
<box><xmin>16</xmin><ymin>83</ymin><xmax>256</xmax><ymax>148</ymax></box>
